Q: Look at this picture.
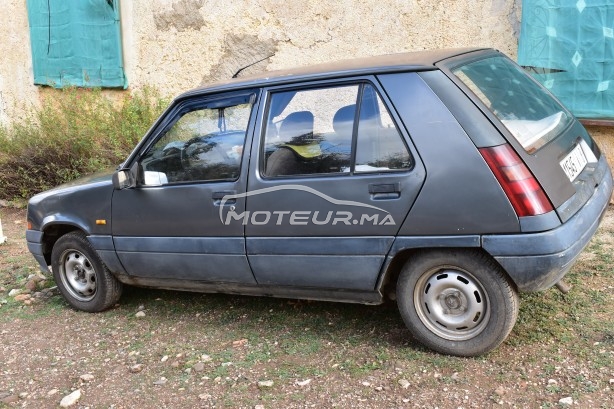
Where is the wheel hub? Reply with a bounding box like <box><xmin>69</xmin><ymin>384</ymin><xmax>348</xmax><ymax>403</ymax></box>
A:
<box><xmin>414</xmin><ymin>269</ymin><xmax>490</xmax><ymax>341</ymax></box>
<box><xmin>60</xmin><ymin>250</ymin><xmax>97</xmax><ymax>302</ymax></box>
<box><xmin>75</xmin><ymin>266</ymin><xmax>85</xmax><ymax>280</ymax></box>
<box><xmin>439</xmin><ymin>289</ymin><xmax>467</xmax><ymax>315</ymax></box>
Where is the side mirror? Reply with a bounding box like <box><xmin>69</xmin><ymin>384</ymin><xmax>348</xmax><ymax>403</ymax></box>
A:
<box><xmin>113</xmin><ymin>161</ymin><xmax>141</xmax><ymax>189</ymax></box>
<box><xmin>112</xmin><ymin>169</ymin><xmax>133</xmax><ymax>190</ymax></box>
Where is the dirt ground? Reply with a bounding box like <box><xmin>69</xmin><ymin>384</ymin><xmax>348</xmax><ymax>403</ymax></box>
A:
<box><xmin>0</xmin><ymin>206</ymin><xmax>613</xmax><ymax>409</ymax></box>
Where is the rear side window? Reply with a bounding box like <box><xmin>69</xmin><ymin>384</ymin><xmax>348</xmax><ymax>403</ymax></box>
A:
<box><xmin>355</xmin><ymin>86</ymin><xmax>410</xmax><ymax>172</ymax></box>
<box><xmin>263</xmin><ymin>83</ymin><xmax>412</xmax><ymax>177</ymax></box>
<box><xmin>452</xmin><ymin>56</ymin><xmax>572</xmax><ymax>153</ymax></box>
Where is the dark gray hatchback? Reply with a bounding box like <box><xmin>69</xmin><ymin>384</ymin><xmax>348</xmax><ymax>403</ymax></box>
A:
<box><xmin>26</xmin><ymin>48</ymin><xmax>613</xmax><ymax>356</ymax></box>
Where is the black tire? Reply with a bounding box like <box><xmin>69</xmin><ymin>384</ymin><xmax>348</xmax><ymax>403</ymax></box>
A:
<box><xmin>51</xmin><ymin>231</ymin><xmax>122</xmax><ymax>312</ymax></box>
<box><xmin>396</xmin><ymin>249</ymin><xmax>519</xmax><ymax>357</ymax></box>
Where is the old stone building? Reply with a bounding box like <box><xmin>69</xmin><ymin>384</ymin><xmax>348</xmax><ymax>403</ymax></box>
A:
<box><xmin>1</xmin><ymin>0</ymin><xmax>522</xmax><ymax>125</ymax></box>
<box><xmin>2</xmin><ymin>0</ymin><xmax>613</xmax><ymax>163</ymax></box>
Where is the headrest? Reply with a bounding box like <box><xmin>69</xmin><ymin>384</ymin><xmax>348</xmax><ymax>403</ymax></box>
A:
<box><xmin>332</xmin><ymin>105</ymin><xmax>356</xmax><ymax>138</ymax></box>
<box><xmin>279</xmin><ymin>111</ymin><xmax>314</xmax><ymax>144</ymax></box>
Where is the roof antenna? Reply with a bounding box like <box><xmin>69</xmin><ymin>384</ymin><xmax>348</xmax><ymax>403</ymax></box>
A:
<box><xmin>232</xmin><ymin>54</ymin><xmax>274</xmax><ymax>78</ymax></box>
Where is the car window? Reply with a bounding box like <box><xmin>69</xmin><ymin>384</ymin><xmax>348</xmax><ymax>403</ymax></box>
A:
<box><xmin>263</xmin><ymin>85</ymin><xmax>359</xmax><ymax>177</ymax></box>
<box><xmin>263</xmin><ymin>83</ymin><xmax>411</xmax><ymax>177</ymax></box>
<box><xmin>140</xmin><ymin>98</ymin><xmax>253</xmax><ymax>185</ymax></box>
<box><xmin>355</xmin><ymin>85</ymin><xmax>412</xmax><ymax>172</ymax></box>
<box><xmin>452</xmin><ymin>56</ymin><xmax>573</xmax><ymax>153</ymax></box>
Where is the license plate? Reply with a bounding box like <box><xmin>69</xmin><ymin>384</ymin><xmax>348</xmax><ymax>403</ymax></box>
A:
<box><xmin>560</xmin><ymin>143</ymin><xmax>588</xmax><ymax>181</ymax></box>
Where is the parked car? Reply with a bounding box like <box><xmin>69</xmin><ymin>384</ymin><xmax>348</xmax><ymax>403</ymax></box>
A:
<box><xmin>26</xmin><ymin>48</ymin><xmax>613</xmax><ymax>356</ymax></box>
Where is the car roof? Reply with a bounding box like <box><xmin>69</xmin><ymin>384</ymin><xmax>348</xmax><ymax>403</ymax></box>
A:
<box><xmin>178</xmin><ymin>47</ymin><xmax>489</xmax><ymax>99</ymax></box>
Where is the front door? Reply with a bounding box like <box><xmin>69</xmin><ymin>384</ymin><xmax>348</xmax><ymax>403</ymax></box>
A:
<box><xmin>241</xmin><ymin>81</ymin><xmax>426</xmax><ymax>290</ymax></box>
<box><xmin>111</xmin><ymin>90</ymin><xmax>259</xmax><ymax>283</ymax></box>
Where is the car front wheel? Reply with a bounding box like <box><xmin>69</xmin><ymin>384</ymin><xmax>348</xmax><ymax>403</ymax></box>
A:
<box><xmin>51</xmin><ymin>231</ymin><xmax>122</xmax><ymax>312</ymax></box>
<box><xmin>397</xmin><ymin>250</ymin><xmax>519</xmax><ymax>357</ymax></box>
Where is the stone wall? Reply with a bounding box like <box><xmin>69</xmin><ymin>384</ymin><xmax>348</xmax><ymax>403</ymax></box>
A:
<box><xmin>0</xmin><ymin>0</ymin><xmax>40</xmax><ymax>125</ymax></box>
<box><xmin>1</xmin><ymin>0</ymin><xmax>523</xmax><ymax>125</ymax></box>
<box><xmin>125</xmin><ymin>0</ymin><xmax>522</xmax><ymax>94</ymax></box>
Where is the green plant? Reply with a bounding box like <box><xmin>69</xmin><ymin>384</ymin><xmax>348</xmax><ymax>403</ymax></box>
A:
<box><xmin>0</xmin><ymin>87</ymin><xmax>168</xmax><ymax>201</ymax></box>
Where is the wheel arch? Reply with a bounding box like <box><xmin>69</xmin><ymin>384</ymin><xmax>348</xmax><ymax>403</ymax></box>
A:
<box><xmin>377</xmin><ymin>246</ymin><xmax>518</xmax><ymax>300</ymax></box>
<box><xmin>40</xmin><ymin>223</ymin><xmax>88</xmax><ymax>266</ymax></box>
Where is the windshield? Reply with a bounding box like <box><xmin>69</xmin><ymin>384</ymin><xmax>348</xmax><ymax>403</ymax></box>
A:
<box><xmin>452</xmin><ymin>56</ymin><xmax>572</xmax><ymax>153</ymax></box>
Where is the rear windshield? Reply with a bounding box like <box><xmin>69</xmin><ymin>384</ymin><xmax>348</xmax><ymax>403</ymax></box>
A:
<box><xmin>452</xmin><ymin>56</ymin><xmax>572</xmax><ymax>153</ymax></box>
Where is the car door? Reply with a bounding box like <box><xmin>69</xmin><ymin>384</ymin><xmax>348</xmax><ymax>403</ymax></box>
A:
<box><xmin>111</xmin><ymin>90</ymin><xmax>259</xmax><ymax>283</ymax></box>
<box><xmin>239</xmin><ymin>80</ymin><xmax>426</xmax><ymax>290</ymax></box>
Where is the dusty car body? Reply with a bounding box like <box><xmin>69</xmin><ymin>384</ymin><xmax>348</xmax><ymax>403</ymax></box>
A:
<box><xmin>26</xmin><ymin>48</ymin><xmax>613</xmax><ymax>356</ymax></box>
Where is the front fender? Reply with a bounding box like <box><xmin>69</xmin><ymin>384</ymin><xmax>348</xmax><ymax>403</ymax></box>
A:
<box><xmin>41</xmin><ymin>214</ymin><xmax>93</xmax><ymax>236</ymax></box>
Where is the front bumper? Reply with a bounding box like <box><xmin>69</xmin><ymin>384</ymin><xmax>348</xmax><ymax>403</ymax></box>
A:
<box><xmin>482</xmin><ymin>158</ymin><xmax>613</xmax><ymax>292</ymax></box>
<box><xmin>26</xmin><ymin>229</ymin><xmax>49</xmax><ymax>273</ymax></box>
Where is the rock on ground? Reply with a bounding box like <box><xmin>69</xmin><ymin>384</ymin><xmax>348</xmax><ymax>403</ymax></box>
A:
<box><xmin>258</xmin><ymin>380</ymin><xmax>274</xmax><ymax>388</ymax></box>
<box><xmin>80</xmin><ymin>374</ymin><xmax>94</xmax><ymax>382</ymax></box>
<box><xmin>559</xmin><ymin>397</ymin><xmax>574</xmax><ymax>406</ymax></box>
<box><xmin>60</xmin><ymin>389</ymin><xmax>81</xmax><ymax>407</ymax></box>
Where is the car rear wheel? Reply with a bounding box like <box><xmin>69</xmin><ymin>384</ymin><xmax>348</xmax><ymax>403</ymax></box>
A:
<box><xmin>51</xmin><ymin>231</ymin><xmax>122</xmax><ymax>312</ymax></box>
<box><xmin>397</xmin><ymin>249</ymin><xmax>519</xmax><ymax>356</ymax></box>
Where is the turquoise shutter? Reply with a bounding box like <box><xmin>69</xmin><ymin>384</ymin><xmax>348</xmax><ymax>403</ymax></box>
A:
<box><xmin>27</xmin><ymin>0</ymin><xmax>128</xmax><ymax>88</ymax></box>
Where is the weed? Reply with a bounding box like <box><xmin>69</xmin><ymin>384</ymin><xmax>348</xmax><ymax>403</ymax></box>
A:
<box><xmin>0</xmin><ymin>87</ymin><xmax>168</xmax><ymax>201</ymax></box>
<box><xmin>244</xmin><ymin>349</ymin><xmax>271</xmax><ymax>365</ymax></box>
<box><xmin>546</xmin><ymin>384</ymin><xmax>561</xmax><ymax>393</ymax></box>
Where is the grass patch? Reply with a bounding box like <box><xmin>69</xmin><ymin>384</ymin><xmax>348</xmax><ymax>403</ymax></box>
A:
<box><xmin>0</xmin><ymin>87</ymin><xmax>168</xmax><ymax>201</ymax></box>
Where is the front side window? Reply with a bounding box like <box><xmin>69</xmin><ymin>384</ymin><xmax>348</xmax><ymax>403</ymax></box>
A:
<box><xmin>140</xmin><ymin>96</ymin><xmax>253</xmax><ymax>185</ymax></box>
<box><xmin>263</xmin><ymin>83</ymin><xmax>412</xmax><ymax>177</ymax></box>
<box><xmin>452</xmin><ymin>56</ymin><xmax>573</xmax><ymax>153</ymax></box>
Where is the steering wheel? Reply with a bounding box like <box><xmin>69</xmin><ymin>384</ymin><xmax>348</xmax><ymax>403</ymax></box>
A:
<box><xmin>181</xmin><ymin>136</ymin><xmax>230</xmax><ymax>169</ymax></box>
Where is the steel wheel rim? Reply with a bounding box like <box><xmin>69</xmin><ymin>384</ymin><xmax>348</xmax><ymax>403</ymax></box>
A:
<box><xmin>59</xmin><ymin>249</ymin><xmax>97</xmax><ymax>302</ymax></box>
<box><xmin>414</xmin><ymin>267</ymin><xmax>490</xmax><ymax>341</ymax></box>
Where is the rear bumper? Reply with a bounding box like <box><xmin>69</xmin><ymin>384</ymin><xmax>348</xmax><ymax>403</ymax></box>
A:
<box><xmin>482</xmin><ymin>158</ymin><xmax>612</xmax><ymax>292</ymax></box>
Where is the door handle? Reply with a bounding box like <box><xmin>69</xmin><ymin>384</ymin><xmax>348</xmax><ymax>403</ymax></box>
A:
<box><xmin>212</xmin><ymin>191</ymin><xmax>236</xmax><ymax>206</ymax></box>
<box><xmin>368</xmin><ymin>183</ymin><xmax>400</xmax><ymax>200</ymax></box>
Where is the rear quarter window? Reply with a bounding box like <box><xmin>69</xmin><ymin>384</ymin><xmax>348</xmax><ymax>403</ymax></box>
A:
<box><xmin>452</xmin><ymin>56</ymin><xmax>573</xmax><ymax>153</ymax></box>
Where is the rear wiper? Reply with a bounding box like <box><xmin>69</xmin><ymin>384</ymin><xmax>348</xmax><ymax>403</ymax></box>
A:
<box><xmin>521</xmin><ymin>66</ymin><xmax>566</xmax><ymax>75</ymax></box>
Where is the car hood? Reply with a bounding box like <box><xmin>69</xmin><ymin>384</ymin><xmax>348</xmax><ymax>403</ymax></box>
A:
<box><xmin>30</xmin><ymin>169</ymin><xmax>115</xmax><ymax>202</ymax></box>
<box><xmin>27</xmin><ymin>169</ymin><xmax>117</xmax><ymax>234</ymax></box>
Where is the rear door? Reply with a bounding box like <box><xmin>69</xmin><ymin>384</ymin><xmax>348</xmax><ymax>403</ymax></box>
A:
<box><xmin>237</xmin><ymin>79</ymin><xmax>426</xmax><ymax>290</ymax></box>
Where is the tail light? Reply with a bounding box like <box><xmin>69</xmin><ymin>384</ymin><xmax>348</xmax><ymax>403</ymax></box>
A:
<box><xmin>479</xmin><ymin>144</ymin><xmax>553</xmax><ymax>217</ymax></box>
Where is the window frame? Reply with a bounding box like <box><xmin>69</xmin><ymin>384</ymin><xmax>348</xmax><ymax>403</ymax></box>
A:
<box><xmin>258</xmin><ymin>78</ymin><xmax>414</xmax><ymax>180</ymax></box>
<box><xmin>134</xmin><ymin>90</ymin><xmax>259</xmax><ymax>187</ymax></box>
<box><xmin>353</xmin><ymin>83</ymin><xmax>414</xmax><ymax>173</ymax></box>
